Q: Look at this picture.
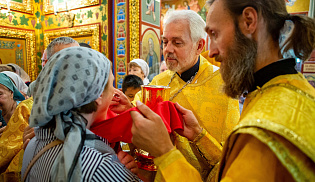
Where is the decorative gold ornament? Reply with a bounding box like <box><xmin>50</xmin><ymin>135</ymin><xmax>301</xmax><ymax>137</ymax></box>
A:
<box><xmin>56</xmin><ymin>12</ymin><xmax>75</xmax><ymax>28</ymax></box>
<box><xmin>0</xmin><ymin>26</ymin><xmax>37</xmax><ymax>81</ymax></box>
<box><xmin>43</xmin><ymin>0</ymin><xmax>99</xmax><ymax>15</ymax></box>
<box><xmin>0</xmin><ymin>0</ymin><xmax>33</xmax><ymax>14</ymax></box>
<box><xmin>44</xmin><ymin>23</ymin><xmax>100</xmax><ymax>51</ymax></box>
<box><xmin>129</xmin><ymin>0</ymin><xmax>140</xmax><ymax>61</ymax></box>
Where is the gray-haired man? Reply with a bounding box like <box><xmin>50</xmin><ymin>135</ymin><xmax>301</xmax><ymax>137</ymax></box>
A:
<box><xmin>46</xmin><ymin>36</ymin><xmax>80</xmax><ymax>59</ymax></box>
<box><xmin>133</xmin><ymin>10</ymin><xmax>240</xmax><ymax>181</ymax></box>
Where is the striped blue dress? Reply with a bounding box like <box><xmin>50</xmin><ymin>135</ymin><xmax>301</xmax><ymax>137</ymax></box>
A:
<box><xmin>21</xmin><ymin>127</ymin><xmax>141</xmax><ymax>182</ymax></box>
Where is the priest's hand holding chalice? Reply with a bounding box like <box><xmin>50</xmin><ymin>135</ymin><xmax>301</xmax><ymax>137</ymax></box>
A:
<box><xmin>130</xmin><ymin>85</ymin><xmax>199</xmax><ymax>181</ymax></box>
<box><xmin>133</xmin><ymin>85</ymin><xmax>170</xmax><ymax>172</ymax></box>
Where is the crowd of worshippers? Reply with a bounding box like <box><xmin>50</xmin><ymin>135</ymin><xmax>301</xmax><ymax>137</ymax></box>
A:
<box><xmin>0</xmin><ymin>0</ymin><xmax>315</xmax><ymax>181</ymax></box>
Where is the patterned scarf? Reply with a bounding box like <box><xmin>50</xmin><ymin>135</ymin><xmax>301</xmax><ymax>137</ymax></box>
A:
<box><xmin>29</xmin><ymin>47</ymin><xmax>111</xmax><ymax>181</ymax></box>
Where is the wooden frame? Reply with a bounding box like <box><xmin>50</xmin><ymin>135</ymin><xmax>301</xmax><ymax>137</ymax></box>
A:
<box><xmin>43</xmin><ymin>0</ymin><xmax>99</xmax><ymax>15</ymax></box>
<box><xmin>0</xmin><ymin>0</ymin><xmax>33</xmax><ymax>14</ymax></box>
<box><xmin>44</xmin><ymin>23</ymin><xmax>100</xmax><ymax>51</ymax></box>
<box><xmin>0</xmin><ymin>26</ymin><xmax>37</xmax><ymax>81</ymax></box>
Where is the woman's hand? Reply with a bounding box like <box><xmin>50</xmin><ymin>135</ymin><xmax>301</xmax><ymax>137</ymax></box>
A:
<box><xmin>110</xmin><ymin>89</ymin><xmax>133</xmax><ymax>114</ymax></box>
<box><xmin>117</xmin><ymin>151</ymin><xmax>138</xmax><ymax>174</ymax></box>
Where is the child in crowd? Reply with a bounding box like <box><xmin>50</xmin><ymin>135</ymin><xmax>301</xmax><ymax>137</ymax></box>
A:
<box><xmin>128</xmin><ymin>59</ymin><xmax>150</xmax><ymax>85</ymax></box>
<box><xmin>122</xmin><ymin>75</ymin><xmax>143</xmax><ymax>102</ymax></box>
<box><xmin>160</xmin><ymin>61</ymin><xmax>168</xmax><ymax>73</ymax></box>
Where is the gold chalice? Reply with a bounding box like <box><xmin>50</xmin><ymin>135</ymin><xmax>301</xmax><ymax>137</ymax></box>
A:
<box><xmin>134</xmin><ymin>85</ymin><xmax>170</xmax><ymax>171</ymax></box>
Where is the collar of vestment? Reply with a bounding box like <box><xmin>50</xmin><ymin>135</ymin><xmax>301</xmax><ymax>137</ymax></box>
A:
<box><xmin>176</xmin><ymin>56</ymin><xmax>200</xmax><ymax>82</ymax></box>
<box><xmin>250</xmin><ymin>58</ymin><xmax>297</xmax><ymax>92</ymax></box>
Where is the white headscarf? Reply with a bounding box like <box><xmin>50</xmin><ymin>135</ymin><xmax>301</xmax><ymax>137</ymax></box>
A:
<box><xmin>130</xmin><ymin>59</ymin><xmax>150</xmax><ymax>85</ymax></box>
<box><xmin>7</xmin><ymin>63</ymin><xmax>30</xmax><ymax>83</ymax></box>
<box><xmin>2</xmin><ymin>71</ymin><xmax>28</xmax><ymax>93</ymax></box>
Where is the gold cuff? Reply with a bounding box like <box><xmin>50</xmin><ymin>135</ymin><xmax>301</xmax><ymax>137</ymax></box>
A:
<box><xmin>190</xmin><ymin>127</ymin><xmax>206</xmax><ymax>143</ymax></box>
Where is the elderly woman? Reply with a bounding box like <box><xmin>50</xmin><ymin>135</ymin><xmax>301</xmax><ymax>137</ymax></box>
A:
<box><xmin>21</xmin><ymin>47</ymin><xmax>141</xmax><ymax>181</ymax></box>
<box><xmin>2</xmin><ymin>71</ymin><xmax>28</xmax><ymax>96</ymax></box>
<box><xmin>0</xmin><ymin>73</ymin><xmax>26</xmax><ymax>179</ymax></box>
<box><xmin>0</xmin><ymin>73</ymin><xmax>25</xmax><ymax>123</ymax></box>
<box><xmin>128</xmin><ymin>59</ymin><xmax>150</xmax><ymax>85</ymax></box>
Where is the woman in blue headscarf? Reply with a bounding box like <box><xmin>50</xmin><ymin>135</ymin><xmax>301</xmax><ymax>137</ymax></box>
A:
<box><xmin>0</xmin><ymin>73</ymin><xmax>30</xmax><ymax>181</ymax></box>
<box><xmin>21</xmin><ymin>47</ymin><xmax>141</xmax><ymax>182</ymax></box>
<box><xmin>0</xmin><ymin>73</ymin><xmax>26</xmax><ymax>180</ymax></box>
<box><xmin>0</xmin><ymin>73</ymin><xmax>25</xmax><ymax>124</ymax></box>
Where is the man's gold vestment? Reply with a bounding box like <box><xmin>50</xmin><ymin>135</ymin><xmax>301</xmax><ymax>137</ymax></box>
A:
<box><xmin>151</xmin><ymin>60</ymin><xmax>315</xmax><ymax>182</ymax></box>
<box><xmin>136</xmin><ymin>55</ymin><xmax>240</xmax><ymax>181</ymax></box>
<box><xmin>217</xmin><ymin>73</ymin><xmax>315</xmax><ymax>181</ymax></box>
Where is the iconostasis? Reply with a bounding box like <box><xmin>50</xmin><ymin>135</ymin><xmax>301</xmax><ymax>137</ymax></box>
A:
<box><xmin>0</xmin><ymin>0</ymin><xmax>312</xmax><ymax>86</ymax></box>
<box><xmin>0</xmin><ymin>0</ymin><xmax>109</xmax><ymax>82</ymax></box>
<box><xmin>0</xmin><ymin>0</ymin><xmax>159</xmax><ymax>87</ymax></box>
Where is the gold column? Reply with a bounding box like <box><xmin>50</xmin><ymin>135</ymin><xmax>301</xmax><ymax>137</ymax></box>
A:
<box><xmin>129</xmin><ymin>0</ymin><xmax>140</xmax><ymax>61</ymax></box>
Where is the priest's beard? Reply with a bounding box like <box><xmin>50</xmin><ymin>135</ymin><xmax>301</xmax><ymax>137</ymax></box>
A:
<box><xmin>216</xmin><ymin>23</ymin><xmax>257</xmax><ymax>99</ymax></box>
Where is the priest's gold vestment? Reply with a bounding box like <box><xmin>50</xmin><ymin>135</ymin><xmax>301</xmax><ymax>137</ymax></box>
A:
<box><xmin>152</xmin><ymin>73</ymin><xmax>315</xmax><ymax>182</ymax></box>
<box><xmin>136</xmin><ymin>55</ymin><xmax>240</xmax><ymax>181</ymax></box>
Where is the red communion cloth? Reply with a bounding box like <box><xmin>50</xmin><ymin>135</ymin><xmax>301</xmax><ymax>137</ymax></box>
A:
<box><xmin>90</xmin><ymin>101</ymin><xmax>183</xmax><ymax>143</ymax></box>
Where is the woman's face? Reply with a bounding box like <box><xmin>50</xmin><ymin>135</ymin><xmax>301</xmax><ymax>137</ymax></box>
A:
<box><xmin>92</xmin><ymin>71</ymin><xmax>115</xmax><ymax>123</ymax></box>
<box><xmin>107</xmin><ymin>72</ymin><xmax>115</xmax><ymax>97</ymax></box>
<box><xmin>128</xmin><ymin>66</ymin><xmax>145</xmax><ymax>80</ymax></box>
<box><xmin>0</xmin><ymin>84</ymin><xmax>15</xmax><ymax>116</ymax></box>
<box><xmin>102</xmin><ymin>71</ymin><xmax>115</xmax><ymax>110</ymax></box>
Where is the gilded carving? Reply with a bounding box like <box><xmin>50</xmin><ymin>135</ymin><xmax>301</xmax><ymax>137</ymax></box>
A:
<box><xmin>55</xmin><ymin>12</ymin><xmax>75</xmax><ymax>28</ymax></box>
<box><xmin>0</xmin><ymin>0</ymin><xmax>33</xmax><ymax>14</ymax></box>
<box><xmin>43</xmin><ymin>0</ymin><xmax>99</xmax><ymax>15</ymax></box>
<box><xmin>0</xmin><ymin>26</ymin><xmax>37</xmax><ymax>81</ymax></box>
<box><xmin>44</xmin><ymin>23</ymin><xmax>100</xmax><ymax>51</ymax></box>
<box><xmin>129</xmin><ymin>0</ymin><xmax>140</xmax><ymax>61</ymax></box>
<box><xmin>64</xmin><ymin>12</ymin><xmax>75</xmax><ymax>28</ymax></box>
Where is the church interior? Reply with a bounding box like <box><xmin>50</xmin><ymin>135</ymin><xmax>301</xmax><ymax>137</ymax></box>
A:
<box><xmin>0</xmin><ymin>0</ymin><xmax>314</xmax><ymax>87</ymax></box>
<box><xmin>0</xmin><ymin>0</ymin><xmax>315</xmax><ymax>181</ymax></box>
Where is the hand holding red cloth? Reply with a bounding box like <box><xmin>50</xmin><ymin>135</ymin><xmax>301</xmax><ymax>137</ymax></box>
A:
<box><xmin>90</xmin><ymin>101</ymin><xmax>183</xmax><ymax>143</ymax></box>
